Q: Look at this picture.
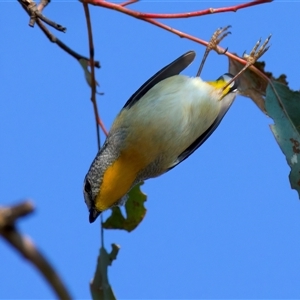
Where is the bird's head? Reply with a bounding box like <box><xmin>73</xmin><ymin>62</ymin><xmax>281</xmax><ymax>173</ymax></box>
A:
<box><xmin>207</xmin><ymin>73</ymin><xmax>239</xmax><ymax>100</ymax></box>
<box><xmin>83</xmin><ymin>177</ymin><xmax>101</xmax><ymax>223</ymax></box>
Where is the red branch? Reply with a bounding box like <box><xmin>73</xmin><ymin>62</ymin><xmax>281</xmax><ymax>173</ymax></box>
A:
<box><xmin>82</xmin><ymin>1</ymin><xmax>109</xmax><ymax>139</ymax></box>
<box><xmin>119</xmin><ymin>0</ymin><xmax>138</xmax><ymax>7</ymax></box>
<box><xmin>86</xmin><ymin>0</ymin><xmax>272</xmax><ymax>19</ymax></box>
<box><xmin>84</xmin><ymin>0</ymin><xmax>271</xmax><ymax>80</ymax></box>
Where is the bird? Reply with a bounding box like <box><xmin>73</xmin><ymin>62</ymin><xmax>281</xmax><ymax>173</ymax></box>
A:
<box><xmin>83</xmin><ymin>50</ymin><xmax>238</xmax><ymax>223</ymax></box>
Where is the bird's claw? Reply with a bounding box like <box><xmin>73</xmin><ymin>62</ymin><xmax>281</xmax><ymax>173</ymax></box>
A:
<box><xmin>221</xmin><ymin>35</ymin><xmax>271</xmax><ymax>93</ymax></box>
<box><xmin>208</xmin><ymin>25</ymin><xmax>232</xmax><ymax>54</ymax></box>
<box><xmin>243</xmin><ymin>35</ymin><xmax>272</xmax><ymax>66</ymax></box>
<box><xmin>196</xmin><ymin>25</ymin><xmax>231</xmax><ymax>77</ymax></box>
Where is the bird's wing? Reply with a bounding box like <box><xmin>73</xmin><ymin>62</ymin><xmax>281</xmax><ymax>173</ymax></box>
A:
<box><xmin>167</xmin><ymin>92</ymin><xmax>237</xmax><ymax>172</ymax></box>
<box><xmin>123</xmin><ymin>51</ymin><xmax>196</xmax><ymax>109</ymax></box>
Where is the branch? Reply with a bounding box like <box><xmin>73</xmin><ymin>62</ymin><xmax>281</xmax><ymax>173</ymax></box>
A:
<box><xmin>18</xmin><ymin>0</ymin><xmax>100</xmax><ymax>68</ymax></box>
<box><xmin>0</xmin><ymin>201</ymin><xmax>72</xmax><ymax>300</ymax></box>
<box><xmin>0</xmin><ymin>201</ymin><xmax>34</xmax><ymax>227</ymax></box>
<box><xmin>86</xmin><ymin>0</ymin><xmax>272</xmax><ymax>19</ymax></box>
<box><xmin>82</xmin><ymin>1</ymin><xmax>108</xmax><ymax>140</ymax></box>
<box><xmin>84</xmin><ymin>0</ymin><xmax>270</xmax><ymax>80</ymax></box>
<box><xmin>119</xmin><ymin>0</ymin><xmax>138</xmax><ymax>7</ymax></box>
<box><xmin>19</xmin><ymin>0</ymin><xmax>66</xmax><ymax>31</ymax></box>
<box><xmin>37</xmin><ymin>0</ymin><xmax>50</xmax><ymax>12</ymax></box>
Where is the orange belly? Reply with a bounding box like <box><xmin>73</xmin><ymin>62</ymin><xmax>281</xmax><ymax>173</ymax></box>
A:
<box><xmin>95</xmin><ymin>145</ymin><xmax>148</xmax><ymax>211</ymax></box>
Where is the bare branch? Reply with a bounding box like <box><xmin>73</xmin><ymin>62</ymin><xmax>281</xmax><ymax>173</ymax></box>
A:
<box><xmin>18</xmin><ymin>0</ymin><xmax>100</xmax><ymax>68</ymax></box>
<box><xmin>86</xmin><ymin>0</ymin><xmax>272</xmax><ymax>19</ymax></box>
<box><xmin>84</xmin><ymin>0</ymin><xmax>269</xmax><ymax>80</ymax></box>
<box><xmin>119</xmin><ymin>0</ymin><xmax>138</xmax><ymax>7</ymax></box>
<box><xmin>0</xmin><ymin>201</ymin><xmax>72</xmax><ymax>300</ymax></box>
<box><xmin>19</xmin><ymin>0</ymin><xmax>66</xmax><ymax>32</ymax></box>
<box><xmin>82</xmin><ymin>1</ymin><xmax>108</xmax><ymax>140</ymax></box>
<box><xmin>37</xmin><ymin>0</ymin><xmax>50</xmax><ymax>12</ymax></box>
<box><xmin>0</xmin><ymin>201</ymin><xmax>34</xmax><ymax>228</ymax></box>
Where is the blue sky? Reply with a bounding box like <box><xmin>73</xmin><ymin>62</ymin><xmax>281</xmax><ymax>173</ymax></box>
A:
<box><xmin>1</xmin><ymin>1</ymin><xmax>300</xmax><ymax>299</ymax></box>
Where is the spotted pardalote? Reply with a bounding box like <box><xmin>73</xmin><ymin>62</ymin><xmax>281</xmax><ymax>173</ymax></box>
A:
<box><xmin>84</xmin><ymin>51</ymin><xmax>238</xmax><ymax>223</ymax></box>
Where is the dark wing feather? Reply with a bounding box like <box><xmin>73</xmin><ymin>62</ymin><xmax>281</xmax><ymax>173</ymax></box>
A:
<box><xmin>166</xmin><ymin>92</ymin><xmax>237</xmax><ymax>172</ymax></box>
<box><xmin>123</xmin><ymin>51</ymin><xmax>196</xmax><ymax>109</ymax></box>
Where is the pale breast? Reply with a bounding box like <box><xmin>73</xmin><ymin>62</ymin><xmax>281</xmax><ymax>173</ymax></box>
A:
<box><xmin>111</xmin><ymin>75</ymin><xmax>222</xmax><ymax>172</ymax></box>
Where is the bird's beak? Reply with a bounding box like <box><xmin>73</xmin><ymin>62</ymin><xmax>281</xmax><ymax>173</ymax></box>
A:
<box><xmin>89</xmin><ymin>208</ymin><xmax>101</xmax><ymax>223</ymax></box>
<box><xmin>219</xmin><ymin>86</ymin><xmax>231</xmax><ymax>101</ymax></box>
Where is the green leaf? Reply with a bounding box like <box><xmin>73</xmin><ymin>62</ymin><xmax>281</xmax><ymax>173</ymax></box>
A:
<box><xmin>265</xmin><ymin>81</ymin><xmax>300</xmax><ymax>197</ymax></box>
<box><xmin>102</xmin><ymin>182</ymin><xmax>147</xmax><ymax>232</ymax></box>
<box><xmin>90</xmin><ymin>244</ymin><xmax>120</xmax><ymax>300</ymax></box>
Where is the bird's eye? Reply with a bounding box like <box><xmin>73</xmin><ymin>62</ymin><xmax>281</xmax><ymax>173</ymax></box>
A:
<box><xmin>84</xmin><ymin>179</ymin><xmax>91</xmax><ymax>194</ymax></box>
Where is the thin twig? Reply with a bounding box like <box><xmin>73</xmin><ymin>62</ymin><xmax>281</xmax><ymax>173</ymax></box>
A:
<box><xmin>119</xmin><ymin>0</ymin><xmax>138</xmax><ymax>7</ymax></box>
<box><xmin>18</xmin><ymin>0</ymin><xmax>100</xmax><ymax>68</ymax></box>
<box><xmin>82</xmin><ymin>1</ymin><xmax>108</xmax><ymax>140</ymax></box>
<box><xmin>35</xmin><ymin>9</ymin><xmax>66</xmax><ymax>32</ymax></box>
<box><xmin>32</xmin><ymin>0</ymin><xmax>49</xmax><ymax>27</ymax></box>
<box><xmin>98</xmin><ymin>118</ymin><xmax>108</xmax><ymax>137</ymax></box>
<box><xmin>19</xmin><ymin>0</ymin><xmax>66</xmax><ymax>31</ymax></box>
<box><xmin>37</xmin><ymin>0</ymin><xmax>50</xmax><ymax>12</ymax></box>
<box><xmin>0</xmin><ymin>201</ymin><xmax>72</xmax><ymax>300</ymax></box>
<box><xmin>83</xmin><ymin>1</ymin><xmax>98</xmax><ymax>122</ymax></box>
<box><xmin>82</xmin><ymin>2</ymin><xmax>108</xmax><ymax>249</ymax></box>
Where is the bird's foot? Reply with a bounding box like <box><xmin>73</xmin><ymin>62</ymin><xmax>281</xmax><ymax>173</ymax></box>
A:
<box><xmin>197</xmin><ymin>25</ymin><xmax>231</xmax><ymax>77</ymax></box>
<box><xmin>222</xmin><ymin>35</ymin><xmax>272</xmax><ymax>91</ymax></box>
<box><xmin>243</xmin><ymin>35</ymin><xmax>271</xmax><ymax>65</ymax></box>
<box><xmin>208</xmin><ymin>25</ymin><xmax>232</xmax><ymax>54</ymax></box>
